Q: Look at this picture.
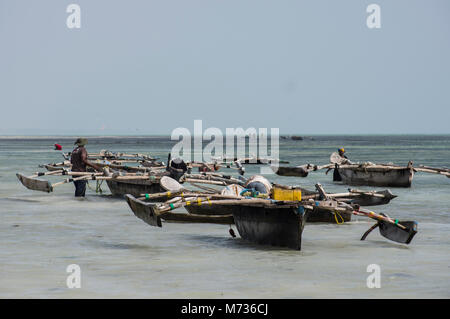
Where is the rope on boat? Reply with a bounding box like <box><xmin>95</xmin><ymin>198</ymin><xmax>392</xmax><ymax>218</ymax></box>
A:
<box><xmin>333</xmin><ymin>211</ymin><xmax>345</xmax><ymax>224</ymax></box>
<box><xmin>87</xmin><ymin>179</ymin><xmax>104</xmax><ymax>194</ymax></box>
<box><xmin>86</xmin><ymin>180</ymin><xmax>94</xmax><ymax>193</ymax></box>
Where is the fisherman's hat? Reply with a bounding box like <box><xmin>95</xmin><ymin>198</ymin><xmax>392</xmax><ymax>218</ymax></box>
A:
<box><xmin>74</xmin><ymin>138</ymin><xmax>88</xmax><ymax>146</ymax></box>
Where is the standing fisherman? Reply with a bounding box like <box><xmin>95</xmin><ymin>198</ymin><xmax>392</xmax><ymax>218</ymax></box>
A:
<box><xmin>337</xmin><ymin>147</ymin><xmax>353</xmax><ymax>164</ymax></box>
<box><xmin>331</xmin><ymin>147</ymin><xmax>353</xmax><ymax>182</ymax></box>
<box><xmin>338</xmin><ymin>147</ymin><xmax>348</xmax><ymax>160</ymax></box>
<box><xmin>71</xmin><ymin>138</ymin><xmax>102</xmax><ymax>197</ymax></box>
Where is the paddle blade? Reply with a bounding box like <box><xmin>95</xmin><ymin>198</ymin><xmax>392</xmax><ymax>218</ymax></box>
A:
<box><xmin>378</xmin><ymin>220</ymin><xmax>418</xmax><ymax>244</ymax></box>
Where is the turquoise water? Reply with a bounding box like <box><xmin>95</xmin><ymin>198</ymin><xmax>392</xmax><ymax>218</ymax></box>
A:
<box><xmin>0</xmin><ymin>135</ymin><xmax>449</xmax><ymax>298</ymax></box>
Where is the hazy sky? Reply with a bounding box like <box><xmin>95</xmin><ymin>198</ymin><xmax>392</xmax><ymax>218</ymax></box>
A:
<box><xmin>1</xmin><ymin>0</ymin><xmax>449</xmax><ymax>135</ymax></box>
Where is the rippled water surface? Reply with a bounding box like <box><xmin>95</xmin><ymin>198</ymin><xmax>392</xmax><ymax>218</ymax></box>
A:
<box><xmin>1</xmin><ymin>135</ymin><xmax>449</xmax><ymax>298</ymax></box>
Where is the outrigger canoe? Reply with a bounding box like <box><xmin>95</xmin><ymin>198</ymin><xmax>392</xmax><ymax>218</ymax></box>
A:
<box><xmin>329</xmin><ymin>153</ymin><xmax>415</xmax><ymax>187</ymax></box>
<box><xmin>333</xmin><ymin>164</ymin><xmax>415</xmax><ymax>187</ymax></box>
<box><xmin>184</xmin><ymin>183</ymin><xmax>396</xmax><ymax>224</ymax></box>
<box><xmin>125</xmin><ymin>193</ymin><xmax>309</xmax><ymax>250</ymax></box>
<box><xmin>125</xmin><ymin>192</ymin><xmax>417</xmax><ymax>250</ymax></box>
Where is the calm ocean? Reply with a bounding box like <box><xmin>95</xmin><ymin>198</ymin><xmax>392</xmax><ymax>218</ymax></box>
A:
<box><xmin>0</xmin><ymin>135</ymin><xmax>449</xmax><ymax>298</ymax></box>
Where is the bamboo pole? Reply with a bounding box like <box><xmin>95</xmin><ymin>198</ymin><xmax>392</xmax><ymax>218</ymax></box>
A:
<box><xmin>414</xmin><ymin>167</ymin><xmax>450</xmax><ymax>176</ymax></box>
<box><xmin>50</xmin><ymin>175</ymin><xmax>92</xmax><ymax>188</ymax></box>
<box><xmin>30</xmin><ymin>170</ymin><xmax>64</xmax><ymax>178</ymax></box>
<box><xmin>183</xmin><ymin>178</ymin><xmax>227</xmax><ymax>186</ymax></box>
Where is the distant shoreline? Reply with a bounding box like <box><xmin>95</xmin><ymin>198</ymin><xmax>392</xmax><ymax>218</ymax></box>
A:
<box><xmin>1</xmin><ymin>134</ymin><xmax>449</xmax><ymax>140</ymax></box>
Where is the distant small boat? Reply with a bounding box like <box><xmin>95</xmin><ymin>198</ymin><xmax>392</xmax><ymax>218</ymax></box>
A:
<box><xmin>291</xmin><ymin>136</ymin><xmax>303</xmax><ymax>141</ymax></box>
<box><xmin>271</xmin><ymin>164</ymin><xmax>312</xmax><ymax>177</ymax></box>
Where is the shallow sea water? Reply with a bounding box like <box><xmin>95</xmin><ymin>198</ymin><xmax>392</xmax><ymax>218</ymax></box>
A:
<box><xmin>0</xmin><ymin>135</ymin><xmax>449</xmax><ymax>298</ymax></box>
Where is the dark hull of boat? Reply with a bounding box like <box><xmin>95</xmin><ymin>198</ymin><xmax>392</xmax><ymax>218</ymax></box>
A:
<box><xmin>230</xmin><ymin>205</ymin><xmax>309</xmax><ymax>250</ymax></box>
<box><xmin>184</xmin><ymin>204</ymin><xmax>236</xmax><ymax>216</ymax></box>
<box><xmin>348</xmin><ymin>190</ymin><xmax>396</xmax><ymax>206</ymax></box>
<box><xmin>125</xmin><ymin>195</ymin><xmax>234</xmax><ymax>227</ymax></box>
<box><xmin>272</xmin><ymin>166</ymin><xmax>309</xmax><ymax>177</ymax></box>
<box><xmin>162</xmin><ymin>213</ymin><xmax>234</xmax><ymax>224</ymax></box>
<box><xmin>186</xmin><ymin>205</ymin><xmax>351</xmax><ymax>223</ymax></box>
<box><xmin>306</xmin><ymin>208</ymin><xmax>352</xmax><ymax>223</ymax></box>
<box><xmin>106</xmin><ymin>179</ymin><xmax>164</xmax><ymax>197</ymax></box>
<box><xmin>336</xmin><ymin>167</ymin><xmax>414</xmax><ymax>187</ymax></box>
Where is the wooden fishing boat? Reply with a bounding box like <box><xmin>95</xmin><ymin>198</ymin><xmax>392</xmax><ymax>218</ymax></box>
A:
<box><xmin>298</xmin><ymin>187</ymin><xmax>396</xmax><ymax>206</ymax></box>
<box><xmin>125</xmin><ymin>183</ymin><xmax>418</xmax><ymax>250</ymax></box>
<box><xmin>106</xmin><ymin>170</ymin><xmax>243</xmax><ymax>197</ymax></box>
<box><xmin>185</xmin><ymin>184</ymin><xmax>396</xmax><ymax>223</ymax></box>
<box><xmin>127</xmin><ymin>175</ymin><xmax>310</xmax><ymax>249</ymax></box>
<box><xmin>16</xmin><ymin>170</ymin><xmax>164</xmax><ymax>194</ymax></box>
<box><xmin>103</xmin><ymin>158</ymin><xmax>189</xmax><ymax>196</ymax></box>
<box><xmin>126</xmin><ymin>192</ymin><xmax>309</xmax><ymax>250</ymax></box>
<box><xmin>329</xmin><ymin>153</ymin><xmax>415</xmax><ymax>187</ymax></box>
<box><xmin>183</xmin><ymin>182</ymin><xmax>330</xmax><ymax>223</ymax></box>
<box><xmin>334</xmin><ymin>164</ymin><xmax>414</xmax><ymax>187</ymax></box>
